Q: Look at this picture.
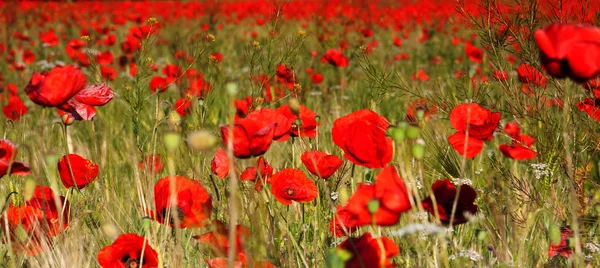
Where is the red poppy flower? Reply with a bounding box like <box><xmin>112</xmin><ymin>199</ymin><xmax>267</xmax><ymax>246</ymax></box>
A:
<box><xmin>193</xmin><ymin>219</ymin><xmax>250</xmax><ymax>256</ymax></box>
<box><xmin>150</xmin><ymin>76</ymin><xmax>168</xmax><ymax>93</ymax></box>
<box><xmin>1</xmin><ymin>205</ymin><xmax>49</xmax><ymax>256</ymax></box>
<box><xmin>3</xmin><ymin>95</ymin><xmax>28</xmax><ymax>121</ymax></box>
<box><xmin>240</xmin><ymin>156</ymin><xmax>273</xmax><ymax>191</ymax></box>
<box><xmin>534</xmin><ymin>24</ymin><xmax>600</xmax><ymax>81</ymax></box>
<box><xmin>276</xmin><ymin>104</ymin><xmax>320</xmax><ymax>138</ymax></box>
<box><xmin>548</xmin><ymin>227</ymin><xmax>573</xmax><ymax>258</ymax></box>
<box><xmin>73</xmin><ymin>83</ymin><xmax>114</xmax><ymax>106</ymax></box>
<box><xmin>337</xmin><ymin>233</ymin><xmax>399</xmax><ymax>268</ymax></box>
<box><xmin>210</xmin><ymin>52</ymin><xmax>224</xmax><ymax>63</ymax></box>
<box><xmin>412</xmin><ymin>69</ymin><xmax>429</xmax><ymax>81</ymax></box>
<box><xmin>25</xmin><ymin>186</ymin><xmax>70</xmax><ymax>237</ymax></box>
<box><xmin>57</xmin><ymin>99</ymin><xmax>97</xmax><ymax>121</ymax></box>
<box><xmin>465</xmin><ymin>42</ymin><xmax>484</xmax><ymax>63</ymax></box>
<box><xmin>498</xmin><ymin>122</ymin><xmax>537</xmax><ymax>160</ymax></box>
<box><xmin>321</xmin><ymin>49</ymin><xmax>349</xmax><ymax>68</ymax></box>
<box><xmin>220</xmin><ymin>115</ymin><xmax>277</xmax><ymax>159</ymax></box>
<box><xmin>97</xmin><ymin>51</ymin><xmax>114</xmax><ymax>65</ymax></box>
<box><xmin>311</xmin><ymin>73</ymin><xmax>324</xmax><ymax>84</ymax></box>
<box><xmin>0</xmin><ymin>139</ymin><xmax>31</xmax><ymax>178</ymax></box>
<box><xmin>40</xmin><ymin>29</ymin><xmax>59</xmax><ymax>47</ymax></box>
<box><xmin>270</xmin><ymin>168</ymin><xmax>318</xmax><ymax>205</ymax></box>
<box><xmin>246</xmin><ymin>108</ymin><xmax>293</xmax><ymax>141</ymax></box>
<box><xmin>137</xmin><ymin>155</ymin><xmax>164</xmax><ymax>174</ymax></box>
<box><xmin>577</xmin><ymin>97</ymin><xmax>600</xmax><ymax>122</ymax></box>
<box><xmin>448</xmin><ymin>103</ymin><xmax>500</xmax><ymax>158</ymax></box>
<box><xmin>332</xmin><ymin>109</ymin><xmax>392</xmax><ymax>168</ymax></box>
<box><xmin>276</xmin><ymin>64</ymin><xmax>296</xmax><ymax>89</ymax></box>
<box><xmin>329</xmin><ymin>205</ymin><xmax>359</xmax><ymax>237</ymax></box>
<box><xmin>493</xmin><ymin>70</ymin><xmax>509</xmax><ymax>81</ymax></box>
<box><xmin>57</xmin><ymin>154</ymin><xmax>99</xmax><ymax>189</ymax></box>
<box><xmin>517</xmin><ymin>63</ymin><xmax>547</xmax><ymax>88</ymax></box>
<box><xmin>101</xmin><ymin>66</ymin><xmax>118</xmax><ymax>81</ymax></box>
<box><xmin>211</xmin><ymin>148</ymin><xmax>230</xmax><ymax>179</ymax></box>
<box><xmin>153</xmin><ymin>176</ymin><xmax>212</xmax><ymax>228</ymax></box>
<box><xmin>175</xmin><ymin>97</ymin><xmax>192</xmax><ymax>116</ymax></box>
<box><xmin>25</xmin><ymin>65</ymin><xmax>87</xmax><ymax>107</ymax></box>
<box><xmin>234</xmin><ymin>96</ymin><xmax>253</xmax><ymax>119</ymax></box>
<box><xmin>97</xmin><ymin>233</ymin><xmax>159</xmax><ymax>268</ymax></box>
<box><xmin>301</xmin><ymin>150</ymin><xmax>342</xmax><ymax>179</ymax></box>
<box><xmin>421</xmin><ymin>179</ymin><xmax>478</xmax><ymax>225</ymax></box>
<box><xmin>163</xmin><ymin>64</ymin><xmax>183</xmax><ymax>84</ymax></box>
<box><xmin>406</xmin><ymin>98</ymin><xmax>437</xmax><ymax>122</ymax></box>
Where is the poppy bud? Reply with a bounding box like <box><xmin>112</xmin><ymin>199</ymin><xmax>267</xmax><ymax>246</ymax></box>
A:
<box><xmin>549</xmin><ymin>224</ymin><xmax>561</xmax><ymax>245</ymax></box>
<box><xmin>163</xmin><ymin>132</ymin><xmax>181</xmax><ymax>152</ymax></box>
<box><xmin>339</xmin><ymin>187</ymin><xmax>349</xmax><ymax>206</ymax></box>
<box><xmin>406</xmin><ymin>125</ymin><xmax>420</xmax><ymax>140</ymax></box>
<box><xmin>168</xmin><ymin>110</ymin><xmax>181</xmax><ymax>126</ymax></box>
<box><xmin>186</xmin><ymin>130</ymin><xmax>218</xmax><ymax>152</ymax></box>
<box><xmin>61</xmin><ymin>113</ymin><xmax>75</xmax><ymax>125</ymax></box>
<box><xmin>289</xmin><ymin>97</ymin><xmax>301</xmax><ymax>114</ymax></box>
<box><xmin>476</xmin><ymin>229</ymin><xmax>486</xmax><ymax>241</ymax></box>
<box><xmin>390</xmin><ymin>127</ymin><xmax>405</xmax><ymax>142</ymax></box>
<box><xmin>15</xmin><ymin>225</ymin><xmax>28</xmax><ymax>243</ymax></box>
<box><xmin>367</xmin><ymin>199</ymin><xmax>380</xmax><ymax>215</ymax></box>
<box><xmin>314</xmin><ymin>115</ymin><xmax>321</xmax><ymax>123</ymax></box>
<box><xmin>23</xmin><ymin>179</ymin><xmax>37</xmax><ymax>201</ymax></box>
<box><xmin>101</xmin><ymin>223</ymin><xmax>119</xmax><ymax>240</ymax></box>
<box><xmin>226</xmin><ymin>82</ymin><xmax>238</xmax><ymax>96</ymax></box>
<box><xmin>412</xmin><ymin>144</ymin><xmax>425</xmax><ymax>159</ymax></box>
<box><xmin>594</xmin><ymin>203</ymin><xmax>600</xmax><ymax>215</ymax></box>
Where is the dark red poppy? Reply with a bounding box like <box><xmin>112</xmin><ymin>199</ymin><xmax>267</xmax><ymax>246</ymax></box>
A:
<box><xmin>321</xmin><ymin>49</ymin><xmax>349</xmax><ymax>68</ymax></box>
<box><xmin>276</xmin><ymin>104</ymin><xmax>320</xmax><ymax>138</ymax></box>
<box><xmin>1</xmin><ymin>205</ymin><xmax>49</xmax><ymax>256</ymax></box>
<box><xmin>421</xmin><ymin>179</ymin><xmax>478</xmax><ymax>225</ymax></box>
<box><xmin>137</xmin><ymin>155</ymin><xmax>164</xmax><ymax>174</ymax></box>
<box><xmin>448</xmin><ymin>103</ymin><xmax>500</xmax><ymax>158</ymax></box>
<box><xmin>548</xmin><ymin>227</ymin><xmax>573</xmax><ymax>258</ymax></box>
<box><xmin>211</xmin><ymin>148</ymin><xmax>230</xmax><ymax>179</ymax></box>
<box><xmin>57</xmin><ymin>154</ymin><xmax>99</xmax><ymax>189</ymax></box>
<box><xmin>534</xmin><ymin>24</ymin><xmax>600</xmax><ymax>81</ymax></box>
<box><xmin>332</xmin><ymin>109</ymin><xmax>392</xmax><ymax>168</ymax></box>
<box><xmin>25</xmin><ymin>186</ymin><xmax>69</xmax><ymax>237</ymax></box>
<box><xmin>301</xmin><ymin>150</ymin><xmax>342</xmax><ymax>179</ymax></box>
<box><xmin>220</xmin><ymin>114</ymin><xmax>277</xmax><ymax>159</ymax></box>
<box><xmin>406</xmin><ymin>98</ymin><xmax>437</xmax><ymax>122</ymax></box>
<box><xmin>337</xmin><ymin>233</ymin><xmax>399</xmax><ymax>268</ymax></box>
<box><xmin>3</xmin><ymin>95</ymin><xmax>28</xmax><ymax>121</ymax></box>
<box><xmin>153</xmin><ymin>176</ymin><xmax>212</xmax><ymax>228</ymax></box>
<box><xmin>97</xmin><ymin>233</ymin><xmax>159</xmax><ymax>268</ymax></box>
<box><xmin>193</xmin><ymin>219</ymin><xmax>250</xmax><ymax>256</ymax></box>
<box><xmin>465</xmin><ymin>42</ymin><xmax>484</xmax><ymax>63</ymax></box>
<box><xmin>25</xmin><ymin>65</ymin><xmax>87</xmax><ymax>107</ymax></box>
<box><xmin>0</xmin><ymin>139</ymin><xmax>31</xmax><ymax>178</ymax></box>
<box><xmin>270</xmin><ymin>168</ymin><xmax>318</xmax><ymax>205</ymax></box>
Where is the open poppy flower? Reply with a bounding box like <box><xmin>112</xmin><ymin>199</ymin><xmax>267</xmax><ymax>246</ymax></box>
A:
<box><xmin>3</xmin><ymin>95</ymin><xmax>28</xmax><ymax>121</ymax></box>
<box><xmin>211</xmin><ymin>148</ymin><xmax>230</xmax><ymax>179</ymax></box>
<box><xmin>25</xmin><ymin>186</ymin><xmax>70</xmax><ymax>237</ymax></box>
<box><xmin>332</xmin><ymin>109</ymin><xmax>393</xmax><ymax>168</ymax></box>
<box><xmin>246</xmin><ymin>108</ymin><xmax>293</xmax><ymax>141</ymax></box>
<box><xmin>25</xmin><ymin>65</ymin><xmax>87</xmax><ymax>107</ymax></box>
<box><xmin>421</xmin><ymin>179</ymin><xmax>478</xmax><ymax>225</ymax></box>
<box><xmin>321</xmin><ymin>49</ymin><xmax>349</xmax><ymax>68</ymax></box>
<box><xmin>220</xmin><ymin>114</ymin><xmax>276</xmax><ymax>159</ymax></box>
<box><xmin>138</xmin><ymin>154</ymin><xmax>164</xmax><ymax>174</ymax></box>
<box><xmin>498</xmin><ymin>122</ymin><xmax>537</xmax><ymax>160</ymax></box>
<box><xmin>276</xmin><ymin>64</ymin><xmax>296</xmax><ymax>89</ymax></box>
<box><xmin>412</xmin><ymin>69</ymin><xmax>429</xmax><ymax>81</ymax></box>
<box><xmin>276</xmin><ymin>104</ymin><xmax>320</xmax><ymax>138</ymax></box>
<box><xmin>534</xmin><ymin>24</ymin><xmax>600</xmax><ymax>81</ymax></box>
<box><xmin>517</xmin><ymin>63</ymin><xmax>547</xmax><ymax>90</ymax></box>
<box><xmin>1</xmin><ymin>205</ymin><xmax>50</xmax><ymax>256</ymax></box>
<box><xmin>193</xmin><ymin>219</ymin><xmax>250</xmax><ymax>256</ymax></box>
<box><xmin>548</xmin><ymin>226</ymin><xmax>573</xmax><ymax>258</ymax></box>
<box><xmin>153</xmin><ymin>176</ymin><xmax>212</xmax><ymax>228</ymax></box>
<box><xmin>465</xmin><ymin>42</ymin><xmax>483</xmax><ymax>63</ymax></box>
<box><xmin>234</xmin><ymin>96</ymin><xmax>253</xmax><ymax>119</ymax></box>
<box><xmin>174</xmin><ymin>97</ymin><xmax>192</xmax><ymax>116</ymax></box>
<box><xmin>337</xmin><ymin>232</ymin><xmax>399</xmax><ymax>268</ymax></box>
<box><xmin>448</xmin><ymin>103</ymin><xmax>500</xmax><ymax>158</ymax></box>
<box><xmin>577</xmin><ymin>95</ymin><xmax>600</xmax><ymax>122</ymax></box>
<box><xmin>57</xmin><ymin>154</ymin><xmax>99</xmax><ymax>189</ymax></box>
<box><xmin>270</xmin><ymin>168</ymin><xmax>318</xmax><ymax>205</ymax></box>
<box><xmin>150</xmin><ymin>76</ymin><xmax>168</xmax><ymax>93</ymax></box>
<box><xmin>56</xmin><ymin>83</ymin><xmax>114</xmax><ymax>122</ymax></box>
<box><xmin>97</xmin><ymin>233</ymin><xmax>160</xmax><ymax>268</ymax></box>
<box><xmin>329</xmin><ymin>205</ymin><xmax>359</xmax><ymax>237</ymax></box>
<box><xmin>301</xmin><ymin>150</ymin><xmax>343</xmax><ymax>179</ymax></box>
<box><xmin>240</xmin><ymin>156</ymin><xmax>273</xmax><ymax>192</ymax></box>
<box><xmin>0</xmin><ymin>139</ymin><xmax>31</xmax><ymax>178</ymax></box>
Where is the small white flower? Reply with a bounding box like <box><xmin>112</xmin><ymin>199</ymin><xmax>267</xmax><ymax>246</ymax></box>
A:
<box><xmin>459</xmin><ymin>250</ymin><xmax>482</xmax><ymax>261</ymax></box>
<box><xmin>330</xmin><ymin>192</ymin><xmax>339</xmax><ymax>201</ymax></box>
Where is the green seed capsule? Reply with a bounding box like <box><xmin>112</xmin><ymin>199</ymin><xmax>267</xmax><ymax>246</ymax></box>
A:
<box><xmin>406</xmin><ymin>126</ymin><xmax>420</xmax><ymax>140</ymax></box>
<box><xmin>412</xmin><ymin>144</ymin><xmax>425</xmax><ymax>159</ymax></box>
<box><xmin>164</xmin><ymin>132</ymin><xmax>181</xmax><ymax>152</ymax></box>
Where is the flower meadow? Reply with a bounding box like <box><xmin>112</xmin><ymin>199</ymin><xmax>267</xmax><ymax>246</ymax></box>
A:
<box><xmin>2</xmin><ymin>0</ymin><xmax>600</xmax><ymax>267</ymax></box>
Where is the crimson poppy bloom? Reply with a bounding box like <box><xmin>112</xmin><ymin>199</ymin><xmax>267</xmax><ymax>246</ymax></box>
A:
<box><xmin>234</xmin><ymin>96</ymin><xmax>253</xmax><ymax>119</ymax></box>
<box><xmin>412</xmin><ymin>69</ymin><xmax>429</xmax><ymax>81</ymax></box>
<box><xmin>517</xmin><ymin>63</ymin><xmax>547</xmax><ymax>88</ymax></box>
<box><xmin>175</xmin><ymin>97</ymin><xmax>192</xmax><ymax>116</ymax></box>
<box><xmin>270</xmin><ymin>168</ymin><xmax>318</xmax><ymax>205</ymax></box>
<box><xmin>0</xmin><ymin>139</ymin><xmax>31</xmax><ymax>178</ymax></box>
<box><xmin>57</xmin><ymin>154</ymin><xmax>99</xmax><ymax>189</ymax></box>
<box><xmin>138</xmin><ymin>155</ymin><xmax>164</xmax><ymax>174</ymax></box>
<box><xmin>153</xmin><ymin>176</ymin><xmax>212</xmax><ymax>228</ymax></box>
<box><xmin>40</xmin><ymin>29</ymin><xmax>59</xmax><ymax>47</ymax></box>
<box><xmin>534</xmin><ymin>24</ymin><xmax>600</xmax><ymax>81</ymax></box>
<box><xmin>2</xmin><ymin>95</ymin><xmax>28</xmax><ymax>121</ymax></box>
<box><xmin>448</xmin><ymin>103</ymin><xmax>500</xmax><ymax>158</ymax></box>
<box><xmin>211</xmin><ymin>148</ymin><xmax>230</xmax><ymax>179</ymax></box>
<box><xmin>329</xmin><ymin>205</ymin><xmax>359</xmax><ymax>237</ymax></box>
<box><xmin>97</xmin><ymin>233</ymin><xmax>159</xmax><ymax>268</ymax></box>
<box><xmin>321</xmin><ymin>49</ymin><xmax>349</xmax><ymax>68</ymax></box>
<box><xmin>332</xmin><ymin>109</ymin><xmax>392</xmax><ymax>168</ymax></box>
<box><xmin>220</xmin><ymin>114</ymin><xmax>277</xmax><ymax>159</ymax></box>
<box><xmin>150</xmin><ymin>76</ymin><xmax>168</xmax><ymax>93</ymax></box>
<box><xmin>465</xmin><ymin>42</ymin><xmax>484</xmax><ymax>63</ymax></box>
<box><xmin>1</xmin><ymin>205</ymin><xmax>50</xmax><ymax>256</ymax></box>
<box><xmin>301</xmin><ymin>150</ymin><xmax>342</xmax><ymax>179</ymax></box>
<box><xmin>240</xmin><ymin>156</ymin><xmax>273</xmax><ymax>191</ymax></box>
<box><xmin>338</xmin><ymin>233</ymin><xmax>399</xmax><ymax>268</ymax></box>
<box><xmin>421</xmin><ymin>179</ymin><xmax>478</xmax><ymax>225</ymax></box>
<box><xmin>25</xmin><ymin>186</ymin><xmax>70</xmax><ymax>237</ymax></box>
<box><xmin>577</xmin><ymin>90</ymin><xmax>600</xmax><ymax>122</ymax></box>
<box><xmin>193</xmin><ymin>219</ymin><xmax>250</xmax><ymax>256</ymax></box>
<box><xmin>74</xmin><ymin>83</ymin><xmax>114</xmax><ymax>106</ymax></box>
<box><xmin>548</xmin><ymin>227</ymin><xmax>573</xmax><ymax>258</ymax></box>
<box><xmin>246</xmin><ymin>108</ymin><xmax>293</xmax><ymax>141</ymax></box>
<box><xmin>276</xmin><ymin>104</ymin><xmax>320</xmax><ymax>138</ymax></box>
<box><xmin>276</xmin><ymin>64</ymin><xmax>296</xmax><ymax>89</ymax></box>
<box><xmin>311</xmin><ymin>73</ymin><xmax>324</xmax><ymax>84</ymax></box>
<box><xmin>25</xmin><ymin>65</ymin><xmax>87</xmax><ymax>107</ymax></box>
<box><xmin>498</xmin><ymin>122</ymin><xmax>537</xmax><ymax>160</ymax></box>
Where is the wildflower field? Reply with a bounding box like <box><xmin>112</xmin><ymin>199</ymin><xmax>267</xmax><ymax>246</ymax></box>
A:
<box><xmin>2</xmin><ymin>0</ymin><xmax>600</xmax><ymax>267</ymax></box>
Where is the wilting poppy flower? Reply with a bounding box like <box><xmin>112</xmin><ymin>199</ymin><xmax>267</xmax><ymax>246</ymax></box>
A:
<box><xmin>1</xmin><ymin>205</ymin><xmax>49</xmax><ymax>256</ymax></box>
<box><xmin>534</xmin><ymin>24</ymin><xmax>600</xmax><ymax>81</ymax></box>
<box><xmin>97</xmin><ymin>233</ymin><xmax>159</xmax><ymax>268</ymax></box>
<box><xmin>332</xmin><ymin>109</ymin><xmax>392</xmax><ymax>168</ymax></box>
<box><xmin>73</xmin><ymin>83</ymin><xmax>114</xmax><ymax>106</ymax></box>
<box><xmin>153</xmin><ymin>176</ymin><xmax>212</xmax><ymax>228</ymax></box>
<box><xmin>448</xmin><ymin>103</ymin><xmax>500</xmax><ymax>158</ymax></box>
<box><xmin>270</xmin><ymin>168</ymin><xmax>318</xmax><ymax>205</ymax></box>
<box><xmin>193</xmin><ymin>219</ymin><xmax>250</xmax><ymax>256</ymax></box>
<box><xmin>0</xmin><ymin>139</ymin><xmax>31</xmax><ymax>178</ymax></box>
<box><xmin>25</xmin><ymin>186</ymin><xmax>69</xmax><ymax>237</ymax></box>
<box><xmin>211</xmin><ymin>148</ymin><xmax>230</xmax><ymax>179</ymax></box>
<box><xmin>301</xmin><ymin>150</ymin><xmax>342</xmax><ymax>179</ymax></box>
<box><xmin>57</xmin><ymin>100</ymin><xmax>97</xmax><ymax>121</ymax></box>
<box><xmin>343</xmin><ymin>166</ymin><xmax>412</xmax><ymax>227</ymax></box>
<box><xmin>337</xmin><ymin>233</ymin><xmax>399</xmax><ymax>268</ymax></box>
<box><xmin>498</xmin><ymin>122</ymin><xmax>537</xmax><ymax>160</ymax></box>
<box><xmin>57</xmin><ymin>154</ymin><xmax>99</xmax><ymax>189</ymax></box>
<box><xmin>321</xmin><ymin>49</ymin><xmax>349</xmax><ymax>68</ymax></box>
<box><xmin>406</xmin><ymin>98</ymin><xmax>437</xmax><ymax>122</ymax></box>
<box><xmin>465</xmin><ymin>42</ymin><xmax>484</xmax><ymax>63</ymax></box>
<box><xmin>25</xmin><ymin>65</ymin><xmax>87</xmax><ymax>107</ymax></box>
<box><xmin>220</xmin><ymin>114</ymin><xmax>277</xmax><ymax>158</ymax></box>
<box><xmin>276</xmin><ymin>104</ymin><xmax>320</xmax><ymax>138</ymax></box>
<box><xmin>548</xmin><ymin>227</ymin><xmax>573</xmax><ymax>258</ymax></box>
<box><xmin>421</xmin><ymin>179</ymin><xmax>478</xmax><ymax>225</ymax></box>
<box><xmin>3</xmin><ymin>95</ymin><xmax>28</xmax><ymax>121</ymax></box>
<box><xmin>138</xmin><ymin>155</ymin><xmax>164</xmax><ymax>174</ymax></box>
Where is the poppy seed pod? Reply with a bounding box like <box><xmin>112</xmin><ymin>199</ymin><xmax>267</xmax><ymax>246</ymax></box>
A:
<box><xmin>187</xmin><ymin>130</ymin><xmax>218</xmax><ymax>152</ymax></box>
